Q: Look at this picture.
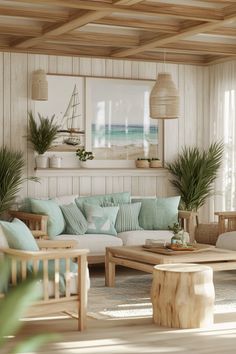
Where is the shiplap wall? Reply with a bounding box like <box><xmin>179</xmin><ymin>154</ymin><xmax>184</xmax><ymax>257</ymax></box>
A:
<box><xmin>0</xmin><ymin>53</ymin><xmax>209</xmax><ymax>210</ymax></box>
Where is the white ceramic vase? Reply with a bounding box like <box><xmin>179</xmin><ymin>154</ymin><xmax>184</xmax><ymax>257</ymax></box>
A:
<box><xmin>36</xmin><ymin>154</ymin><xmax>48</xmax><ymax>168</ymax></box>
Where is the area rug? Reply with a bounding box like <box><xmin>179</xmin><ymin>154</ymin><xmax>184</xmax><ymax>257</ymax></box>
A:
<box><xmin>87</xmin><ymin>271</ymin><xmax>236</xmax><ymax>320</ymax></box>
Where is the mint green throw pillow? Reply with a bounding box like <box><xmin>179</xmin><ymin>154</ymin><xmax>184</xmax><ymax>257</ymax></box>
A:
<box><xmin>115</xmin><ymin>203</ymin><xmax>143</xmax><ymax>233</ymax></box>
<box><xmin>30</xmin><ymin>199</ymin><xmax>65</xmax><ymax>239</ymax></box>
<box><xmin>75</xmin><ymin>192</ymin><xmax>130</xmax><ymax>213</ymax></box>
<box><xmin>132</xmin><ymin>196</ymin><xmax>180</xmax><ymax>230</ymax></box>
<box><xmin>0</xmin><ymin>218</ymin><xmax>39</xmax><ymax>251</ymax></box>
<box><xmin>83</xmin><ymin>203</ymin><xmax>119</xmax><ymax>236</ymax></box>
<box><xmin>60</xmin><ymin>203</ymin><xmax>88</xmax><ymax>235</ymax></box>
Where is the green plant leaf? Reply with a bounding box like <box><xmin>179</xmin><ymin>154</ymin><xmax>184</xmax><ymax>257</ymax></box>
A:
<box><xmin>0</xmin><ymin>278</ymin><xmax>40</xmax><ymax>345</ymax></box>
<box><xmin>10</xmin><ymin>334</ymin><xmax>59</xmax><ymax>354</ymax></box>
<box><xmin>166</xmin><ymin>141</ymin><xmax>224</xmax><ymax>211</ymax></box>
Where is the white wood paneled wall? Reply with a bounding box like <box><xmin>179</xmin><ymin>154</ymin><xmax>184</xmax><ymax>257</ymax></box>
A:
<box><xmin>0</xmin><ymin>53</ymin><xmax>208</xmax><ymax>202</ymax></box>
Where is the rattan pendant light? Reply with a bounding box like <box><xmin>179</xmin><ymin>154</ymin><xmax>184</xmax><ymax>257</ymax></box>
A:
<box><xmin>32</xmin><ymin>69</ymin><xmax>48</xmax><ymax>101</ymax></box>
<box><xmin>150</xmin><ymin>72</ymin><xmax>179</xmax><ymax>119</ymax></box>
<box><xmin>150</xmin><ymin>53</ymin><xmax>179</xmax><ymax>119</ymax></box>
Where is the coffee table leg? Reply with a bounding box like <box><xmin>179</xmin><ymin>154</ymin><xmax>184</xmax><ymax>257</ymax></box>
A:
<box><xmin>105</xmin><ymin>248</ymin><xmax>115</xmax><ymax>287</ymax></box>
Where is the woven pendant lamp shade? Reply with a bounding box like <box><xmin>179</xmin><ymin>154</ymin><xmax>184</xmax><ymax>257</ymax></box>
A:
<box><xmin>32</xmin><ymin>69</ymin><xmax>48</xmax><ymax>101</ymax></box>
<box><xmin>150</xmin><ymin>72</ymin><xmax>179</xmax><ymax>119</ymax></box>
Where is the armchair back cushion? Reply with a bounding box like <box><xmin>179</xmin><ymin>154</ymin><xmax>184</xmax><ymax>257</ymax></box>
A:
<box><xmin>0</xmin><ymin>218</ymin><xmax>39</xmax><ymax>251</ymax></box>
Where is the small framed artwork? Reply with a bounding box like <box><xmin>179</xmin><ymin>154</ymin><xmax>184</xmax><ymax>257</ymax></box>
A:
<box><xmin>35</xmin><ymin>74</ymin><xmax>85</xmax><ymax>151</ymax></box>
<box><xmin>86</xmin><ymin>77</ymin><xmax>163</xmax><ymax>167</ymax></box>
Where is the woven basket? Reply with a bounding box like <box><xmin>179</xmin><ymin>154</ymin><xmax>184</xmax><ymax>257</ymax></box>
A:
<box><xmin>135</xmin><ymin>160</ymin><xmax>150</xmax><ymax>168</ymax></box>
<box><xmin>195</xmin><ymin>223</ymin><xmax>219</xmax><ymax>245</ymax></box>
<box><xmin>150</xmin><ymin>160</ymin><xmax>162</xmax><ymax>168</ymax></box>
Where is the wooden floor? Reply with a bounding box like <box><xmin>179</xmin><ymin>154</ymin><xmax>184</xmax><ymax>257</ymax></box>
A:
<box><xmin>4</xmin><ymin>266</ymin><xmax>236</xmax><ymax>354</ymax></box>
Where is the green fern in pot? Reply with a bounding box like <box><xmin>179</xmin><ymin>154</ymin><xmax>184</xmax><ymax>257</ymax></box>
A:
<box><xmin>166</xmin><ymin>141</ymin><xmax>224</xmax><ymax>211</ymax></box>
<box><xmin>28</xmin><ymin>111</ymin><xmax>58</xmax><ymax>168</ymax></box>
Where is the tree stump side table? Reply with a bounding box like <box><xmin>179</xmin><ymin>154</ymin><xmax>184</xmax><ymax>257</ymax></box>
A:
<box><xmin>151</xmin><ymin>263</ymin><xmax>215</xmax><ymax>329</ymax></box>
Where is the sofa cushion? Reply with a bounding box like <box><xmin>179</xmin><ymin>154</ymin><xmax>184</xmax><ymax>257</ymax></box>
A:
<box><xmin>30</xmin><ymin>198</ymin><xmax>65</xmax><ymax>239</ymax></box>
<box><xmin>115</xmin><ymin>203</ymin><xmax>143</xmax><ymax>233</ymax></box>
<box><xmin>0</xmin><ymin>218</ymin><xmax>39</xmax><ymax>251</ymax></box>
<box><xmin>57</xmin><ymin>233</ymin><xmax>123</xmax><ymax>255</ymax></box>
<box><xmin>60</xmin><ymin>203</ymin><xmax>88</xmax><ymax>235</ymax></box>
<box><xmin>118</xmin><ymin>230</ymin><xmax>173</xmax><ymax>246</ymax></box>
<box><xmin>132</xmin><ymin>196</ymin><xmax>180</xmax><ymax>230</ymax></box>
<box><xmin>83</xmin><ymin>203</ymin><xmax>119</xmax><ymax>236</ymax></box>
<box><xmin>75</xmin><ymin>192</ymin><xmax>130</xmax><ymax>213</ymax></box>
<box><xmin>216</xmin><ymin>231</ymin><xmax>236</xmax><ymax>250</ymax></box>
<box><xmin>52</xmin><ymin>194</ymin><xmax>78</xmax><ymax>206</ymax></box>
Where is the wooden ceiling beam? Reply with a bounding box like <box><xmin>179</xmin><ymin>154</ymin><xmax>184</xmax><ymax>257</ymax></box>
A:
<box><xmin>47</xmin><ymin>32</ymin><xmax>139</xmax><ymax>47</ymax></box>
<box><xmin>93</xmin><ymin>16</ymin><xmax>179</xmax><ymax>33</ymax></box>
<box><xmin>0</xmin><ymin>24</ymin><xmax>41</xmax><ymax>37</ymax></box>
<box><xmin>0</xmin><ymin>4</ymin><xmax>69</xmax><ymax>22</ymax></box>
<box><xmin>112</xmin><ymin>11</ymin><xmax>236</xmax><ymax>58</ymax></box>
<box><xmin>12</xmin><ymin>0</ymin><xmax>224</xmax><ymax>22</ymax></box>
<box><xmin>113</xmin><ymin>0</ymin><xmax>143</xmax><ymax>5</ymax></box>
<box><xmin>158</xmin><ymin>40</ymin><xmax>236</xmax><ymax>56</ymax></box>
<box><xmin>13</xmin><ymin>10</ymin><xmax>111</xmax><ymax>49</ymax></box>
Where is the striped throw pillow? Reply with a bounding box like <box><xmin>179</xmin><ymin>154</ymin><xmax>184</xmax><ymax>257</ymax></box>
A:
<box><xmin>60</xmin><ymin>203</ymin><xmax>88</xmax><ymax>235</ymax></box>
<box><xmin>115</xmin><ymin>203</ymin><xmax>143</xmax><ymax>233</ymax></box>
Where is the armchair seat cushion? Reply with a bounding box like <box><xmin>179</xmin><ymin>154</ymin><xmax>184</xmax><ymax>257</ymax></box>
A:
<box><xmin>216</xmin><ymin>231</ymin><xmax>236</xmax><ymax>250</ymax></box>
<box><xmin>118</xmin><ymin>230</ymin><xmax>173</xmax><ymax>246</ymax></box>
<box><xmin>57</xmin><ymin>233</ymin><xmax>123</xmax><ymax>255</ymax></box>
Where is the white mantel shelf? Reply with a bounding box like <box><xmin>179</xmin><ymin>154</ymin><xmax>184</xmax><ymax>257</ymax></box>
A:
<box><xmin>35</xmin><ymin>168</ymin><xmax>169</xmax><ymax>177</ymax></box>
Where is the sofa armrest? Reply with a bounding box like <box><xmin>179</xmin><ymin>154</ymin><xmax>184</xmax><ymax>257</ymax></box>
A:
<box><xmin>9</xmin><ymin>210</ymin><xmax>48</xmax><ymax>237</ymax></box>
<box><xmin>215</xmin><ymin>211</ymin><xmax>236</xmax><ymax>235</ymax></box>
<box><xmin>178</xmin><ymin>210</ymin><xmax>198</xmax><ymax>243</ymax></box>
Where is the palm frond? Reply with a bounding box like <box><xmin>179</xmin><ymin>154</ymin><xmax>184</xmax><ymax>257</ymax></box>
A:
<box><xmin>0</xmin><ymin>146</ymin><xmax>38</xmax><ymax>216</ymax></box>
<box><xmin>166</xmin><ymin>141</ymin><xmax>224</xmax><ymax>211</ymax></box>
<box><xmin>28</xmin><ymin>111</ymin><xmax>58</xmax><ymax>154</ymax></box>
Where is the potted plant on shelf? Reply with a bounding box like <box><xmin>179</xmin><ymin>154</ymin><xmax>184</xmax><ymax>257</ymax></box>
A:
<box><xmin>166</xmin><ymin>141</ymin><xmax>224</xmax><ymax>211</ymax></box>
<box><xmin>135</xmin><ymin>158</ymin><xmax>150</xmax><ymax>168</ymax></box>
<box><xmin>27</xmin><ymin>111</ymin><xmax>58</xmax><ymax>168</ymax></box>
<box><xmin>76</xmin><ymin>148</ymin><xmax>94</xmax><ymax>168</ymax></box>
<box><xmin>150</xmin><ymin>158</ymin><xmax>162</xmax><ymax>168</ymax></box>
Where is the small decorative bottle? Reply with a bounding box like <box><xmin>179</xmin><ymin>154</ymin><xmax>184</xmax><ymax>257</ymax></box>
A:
<box><xmin>171</xmin><ymin>232</ymin><xmax>183</xmax><ymax>246</ymax></box>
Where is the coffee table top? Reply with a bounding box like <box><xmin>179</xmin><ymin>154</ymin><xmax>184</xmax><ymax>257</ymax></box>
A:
<box><xmin>107</xmin><ymin>244</ymin><xmax>236</xmax><ymax>265</ymax></box>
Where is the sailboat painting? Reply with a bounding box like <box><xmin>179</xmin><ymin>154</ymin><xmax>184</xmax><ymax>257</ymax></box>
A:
<box><xmin>35</xmin><ymin>75</ymin><xmax>85</xmax><ymax>151</ymax></box>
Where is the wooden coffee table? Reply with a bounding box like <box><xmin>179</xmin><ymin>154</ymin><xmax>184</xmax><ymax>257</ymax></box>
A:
<box><xmin>105</xmin><ymin>244</ymin><xmax>236</xmax><ymax>287</ymax></box>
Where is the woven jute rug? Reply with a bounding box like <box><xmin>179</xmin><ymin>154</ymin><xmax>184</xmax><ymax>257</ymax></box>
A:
<box><xmin>88</xmin><ymin>271</ymin><xmax>236</xmax><ymax>320</ymax></box>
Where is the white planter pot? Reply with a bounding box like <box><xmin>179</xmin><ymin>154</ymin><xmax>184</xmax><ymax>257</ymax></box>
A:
<box><xmin>36</xmin><ymin>154</ymin><xmax>48</xmax><ymax>168</ymax></box>
<box><xmin>80</xmin><ymin>161</ymin><xmax>89</xmax><ymax>168</ymax></box>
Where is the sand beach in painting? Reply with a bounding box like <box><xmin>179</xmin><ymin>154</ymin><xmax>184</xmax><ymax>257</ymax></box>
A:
<box><xmin>92</xmin><ymin>124</ymin><xmax>159</xmax><ymax>160</ymax></box>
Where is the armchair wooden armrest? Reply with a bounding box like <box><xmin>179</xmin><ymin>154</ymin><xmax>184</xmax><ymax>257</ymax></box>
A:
<box><xmin>2</xmin><ymin>247</ymin><xmax>89</xmax><ymax>331</ymax></box>
<box><xmin>215</xmin><ymin>211</ymin><xmax>236</xmax><ymax>235</ymax></box>
<box><xmin>178</xmin><ymin>210</ymin><xmax>198</xmax><ymax>243</ymax></box>
<box><xmin>9</xmin><ymin>210</ymin><xmax>48</xmax><ymax>237</ymax></box>
<box><xmin>37</xmin><ymin>239</ymin><xmax>77</xmax><ymax>250</ymax></box>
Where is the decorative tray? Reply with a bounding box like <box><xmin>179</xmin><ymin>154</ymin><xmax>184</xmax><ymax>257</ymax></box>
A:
<box><xmin>142</xmin><ymin>244</ymin><xmax>211</xmax><ymax>255</ymax></box>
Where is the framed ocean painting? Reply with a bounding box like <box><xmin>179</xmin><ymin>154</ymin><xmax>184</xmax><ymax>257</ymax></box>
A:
<box><xmin>34</xmin><ymin>74</ymin><xmax>85</xmax><ymax>151</ymax></box>
<box><xmin>86</xmin><ymin>77</ymin><xmax>162</xmax><ymax>167</ymax></box>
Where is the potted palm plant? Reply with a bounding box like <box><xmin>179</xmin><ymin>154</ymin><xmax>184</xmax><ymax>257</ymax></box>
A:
<box><xmin>28</xmin><ymin>111</ymin><xmax>58</xmax><ymax>168</ymax></box>
<box><xmin>0</xmin><ymin>146</ymin><xmax>38</xmax><ymax>218</ymax></box>
<box><xmin>166</xmin><ymin>141</ymin><xmax>224</xmax><ymax>211</ymax></box>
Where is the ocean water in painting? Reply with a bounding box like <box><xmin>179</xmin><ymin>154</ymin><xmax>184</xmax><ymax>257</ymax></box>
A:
<box><xmin>92</xmin><ymin>124</ymin><xmax>158</xmax><ymax>147</ymax></box>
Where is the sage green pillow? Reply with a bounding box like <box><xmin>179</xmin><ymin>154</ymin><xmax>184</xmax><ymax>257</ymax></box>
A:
<box><xmin>115</xmin><ymin>203</ymin><xmax>143</xmax><ymax>233</ymax></box>
<box><xmin>60</xmin><ymin>203</ymin><xmax>88</xmax><ymax>235</ymax></box>
<box><xmin>30</xmin><ymin>198</ymin><xmax>65</xmax><ymax>239</ymax></box>
<box><xmin>0</xmin><ymin>218</ymin><xmax>39</xmax><ymax>251</ymax></box>
<box><xmin>133</xmin><ymin>196</ymin><xmax>180</xmax><ymax>230</ymax></box>
<box><xmin>75</xmin><ymin>192</ymin><xmax>130</xmax><ymax>213</ymax></box>
<box><xmin>83</xmin><ymin>203</ymin><xmax>119</xmax><ymax>236</ymax></box>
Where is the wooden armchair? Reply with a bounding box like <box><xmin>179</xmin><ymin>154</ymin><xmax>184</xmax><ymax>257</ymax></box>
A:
<box><xmin>215</xmin><ymin>211</ymin><xmax>236</xmax><ymax>235</ymax></box>
<box><xmin>1</xmin><ymin>240</ymin><xmax>89</xmax><ymax>331</ymax></box>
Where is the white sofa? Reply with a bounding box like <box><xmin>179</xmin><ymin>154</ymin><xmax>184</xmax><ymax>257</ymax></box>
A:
<box><xmin>10</xmin><ymin>194</ymin><xmax>196</xmax><ymax>264</ymax></box>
